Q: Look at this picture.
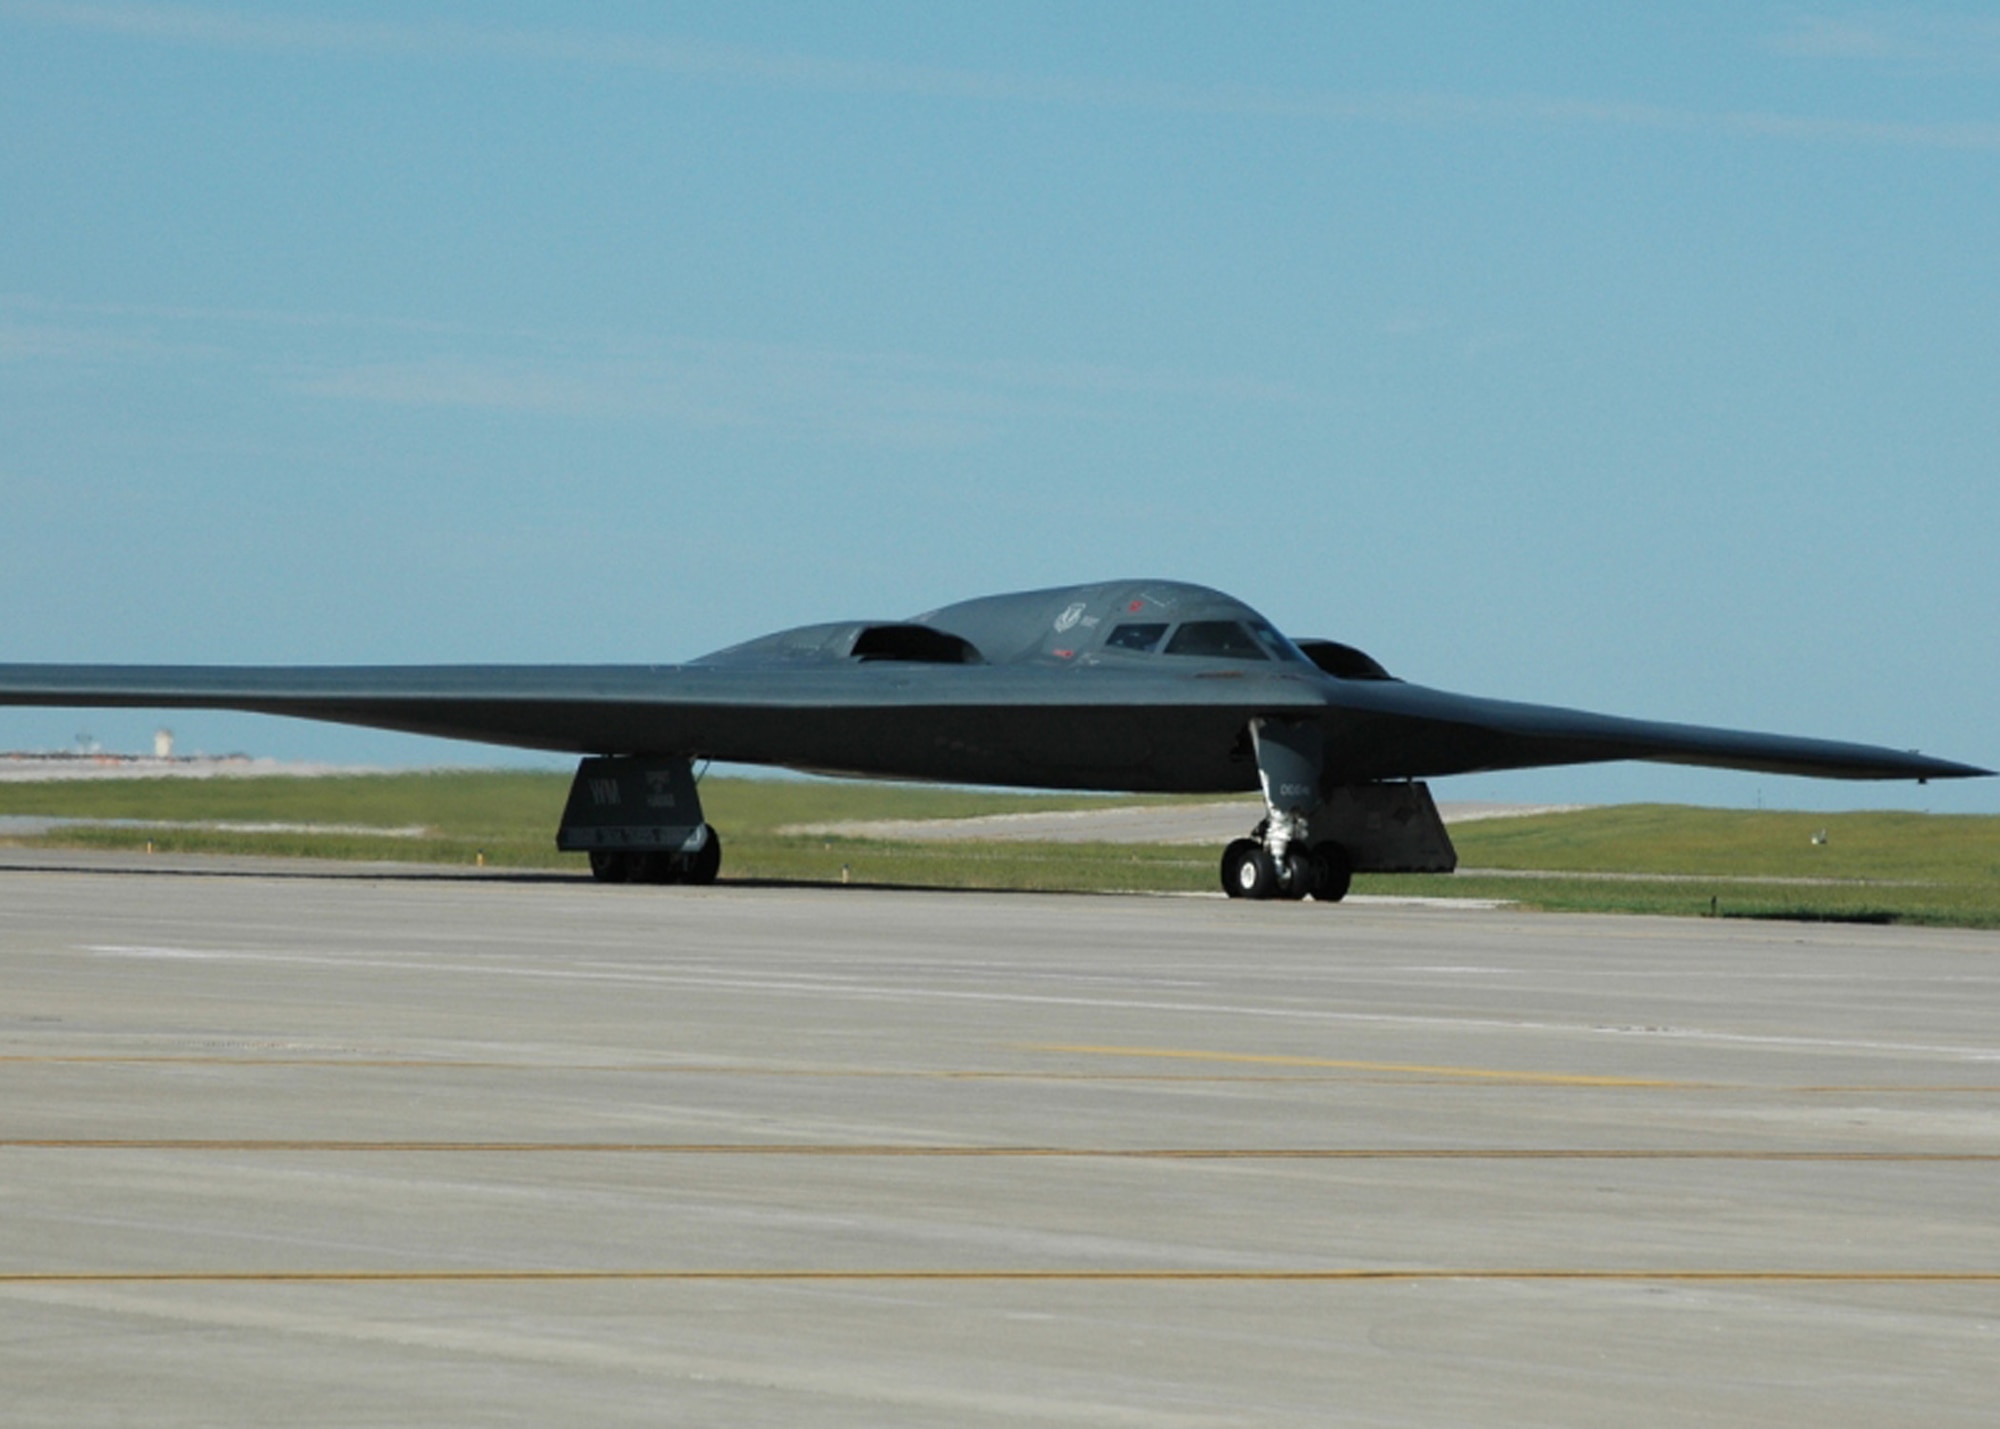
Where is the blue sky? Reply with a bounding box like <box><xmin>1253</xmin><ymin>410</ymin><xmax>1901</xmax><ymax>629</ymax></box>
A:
<box><xmin>2</xmin><ymin>2</ymin><xmax>1995</xmax><ymax>810</ymax></box>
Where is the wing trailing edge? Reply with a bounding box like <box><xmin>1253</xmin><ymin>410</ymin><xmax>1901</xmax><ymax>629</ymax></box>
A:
<box><xmin>1310</xmin><ymin>682</ymin><xmax>1989</xmax><ymax>784</ymax></box>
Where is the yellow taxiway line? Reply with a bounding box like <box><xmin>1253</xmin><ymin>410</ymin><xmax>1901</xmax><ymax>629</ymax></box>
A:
<box><xmin>5</xmin><ymin>1140</ymin><xmax>1994</xmax><ymax>1160</ymax></box>
<box><xmin>5</xmin><ymin>1054</ymin><xmax>1995</xmax><ymax>1093</ymax></box>
<box><xmin>1027</xmin><ymin>1043</ymin><xmax>1702</xmax><ymax>1086</ymax></box>
<box><xmin>5</xmin><ymin>1268</ymin><xmax>1998</xmax><ymax>1284</ymax></box>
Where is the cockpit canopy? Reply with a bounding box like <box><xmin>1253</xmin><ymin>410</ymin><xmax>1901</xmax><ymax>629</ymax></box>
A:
<box><xmin>695</xmin><ymin>580</ymin><xmax>1393</xmax><ymax>678</ymax></box>
<box><xmin>1101</xmin><ymin>619</ymin><xmax>1306</xmax><ymax>663</ymax></box>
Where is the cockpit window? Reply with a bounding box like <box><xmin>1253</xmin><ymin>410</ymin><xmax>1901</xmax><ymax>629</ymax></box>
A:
<box><xmin>1245</xmin><ymin>621</ymin><xmax>1308</xmax><ymax>664</ymax></box>
<box><xmin>1164</xmin><ymin>621</ymin><xmax>1269</xmax><ymax>660</ymax></box>
<box><xmin>1104</xmin><ymin>622</ymin><xmax>1168</xmax><ymax>652</ymax></box>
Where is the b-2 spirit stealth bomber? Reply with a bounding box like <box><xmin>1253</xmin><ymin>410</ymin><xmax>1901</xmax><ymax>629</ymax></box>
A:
<box><xmin>1</xmin><ymin>580</ymin><xmax>1986</xmax><ymax>900</ymax></box>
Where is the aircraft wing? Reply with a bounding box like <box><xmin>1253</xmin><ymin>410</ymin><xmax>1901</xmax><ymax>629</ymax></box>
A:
<box><xmin>0</xmin><ymin>661</ymin><xmax>1331</xmax><ymax>789</ymax></box>
<box><xmin>1305</xmin><ymin>678</ymin><xmax>1987</xmax><ymax>784</ymax></box>
<box><xmin>0</xmin><ymin>660</ymin><xmax>1983</xmax><ymax>791</ymax></box>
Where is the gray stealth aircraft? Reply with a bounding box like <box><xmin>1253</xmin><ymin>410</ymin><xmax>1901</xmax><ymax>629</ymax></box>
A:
<box><xmin>0</xmin><ymin>580</ymin><xmax>1986</xmax><ymax>900</ymax></box>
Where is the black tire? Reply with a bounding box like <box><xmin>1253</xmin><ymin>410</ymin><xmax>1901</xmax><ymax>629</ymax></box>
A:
<box><xmin>1309</xmin><ymin>842</ymin><xmax>1353</xmax><ymax>902</ymax></box>
<box><xmin>588</xmin><ymin>849</ymin><xmax>631</xmax><ymax>884</ymax></box>
<box><xmin>1279</xmin><ymin>848</ymin><xmax>1315</xmax><ymax>900</ymax></box>
<box><xmin>634</xmin><ymin>852</ymin><xmax>679</xmax><ymax>885</ymax></box>
<box><xmin>1221</xmin><ymin>839</ymin><xmax>1279</xmax><ymax>899</ymax></box>
<box><xmin>684</xmin><ymin>826</ymin><xmax>722</xmax><ymax>885</ymax></box>
<box><xmin>1220</xmin><ymin>839</ymin><xmax>1257</xmax><ymax>897</ymax></box>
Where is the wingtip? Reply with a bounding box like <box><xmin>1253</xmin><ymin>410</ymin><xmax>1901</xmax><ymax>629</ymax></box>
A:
<box><xmin>1915</xmin><ymin>757</ymin><xmax>1996</xmax><ymax>782</ymax></box>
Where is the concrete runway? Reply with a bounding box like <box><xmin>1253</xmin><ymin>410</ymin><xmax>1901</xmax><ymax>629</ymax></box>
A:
<box><xmin>781</xmin><ymin>798</ymin><xmax>1584</xmax><ymax>845</ymax></box>
<box><xmin>3</xmin><ymin>851</ymin><xmax>1998</xmax><ymax>1426</ymax></box>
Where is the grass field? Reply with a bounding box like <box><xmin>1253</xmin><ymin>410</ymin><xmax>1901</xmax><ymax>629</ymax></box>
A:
<box><xmin>1382</xmin><ymin>805</ymin><xmax>2000</xmax><ymax>927</ymax></box>
<box><xmin>3</xmin><ymin>772</ymin><xmax>1998</xmax><ymax>926</ymax></box>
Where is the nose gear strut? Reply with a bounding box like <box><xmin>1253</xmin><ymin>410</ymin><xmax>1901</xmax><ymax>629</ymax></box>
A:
<box><xmin>1220</xmin><ymin>719</ymin><xmax>1353</xmax><ymax>902</ymax></box>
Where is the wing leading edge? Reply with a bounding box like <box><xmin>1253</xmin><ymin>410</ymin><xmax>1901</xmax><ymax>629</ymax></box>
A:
<box><xmin>1305</xmin><ymin>679</ymin><xmax>1987</xmax><ymax>785</ymax></box>
<box><xmin>0</xmin><ymin>659</ymin><xmax>1983</xmax><ymax>790</ymax></box>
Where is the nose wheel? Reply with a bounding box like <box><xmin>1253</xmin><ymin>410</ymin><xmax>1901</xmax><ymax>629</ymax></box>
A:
<box><xmin>1309</xmin><ymin>842</ymin><xmax>1352</xmax><ymax>902</ymax></box>
<box><xmin>1220</xmin><ymin>830</ymin><xmax>1351</xmax><ymax>902</ymax></box>
<box><xmin>1221</xmin><ymin>839</ymin><xmax>1278</xmax><ymax>898</ymax></box>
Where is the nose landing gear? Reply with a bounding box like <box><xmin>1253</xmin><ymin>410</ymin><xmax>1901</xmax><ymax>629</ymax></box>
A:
<box><xmin>1218</xmin><ymin>718</ymin><xmax>1352</xmax><ymax>903</ymax></box>
<box><xmin>1221</xmin><ymin>828</ymin><xmax>1351</xmax><ymax>902</ymax></box>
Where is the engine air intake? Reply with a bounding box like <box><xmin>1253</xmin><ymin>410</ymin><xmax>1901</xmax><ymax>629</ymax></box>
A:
<box><xmin>1296</xmin><ymin>639</ymin><xmax>1396</xmax><ymax>681</ymax></box>
<box><xmin>850</xmin><ymin>624</ymin><xmax>986</xmax><ymax>664</ymax></box>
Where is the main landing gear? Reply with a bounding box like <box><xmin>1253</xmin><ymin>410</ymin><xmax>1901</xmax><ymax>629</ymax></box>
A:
<box><xmin>558</xmin><ymin>755</ymin><xmax>722</xmax><ymax>887</ymax></box>
<box><xmin>587</xmin><ymin>828</ymin><xmax>722</xmax><ymax>886</ymax></box>
<box><xmin>1218</xmin><ymin>716</ymin><xmax>1352</xmax><ymax>904</ymax></box>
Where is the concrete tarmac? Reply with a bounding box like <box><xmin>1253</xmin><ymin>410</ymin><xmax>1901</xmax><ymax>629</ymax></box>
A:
<box><xmin>780</xmin><ymin>798</ymin><xmax>1584</xmax><ymax>845</ymax></box>
<box><xmin>3</xmin><ymin>850</ymin><xmax>1998</xmax><ymax>1426</ymax></box>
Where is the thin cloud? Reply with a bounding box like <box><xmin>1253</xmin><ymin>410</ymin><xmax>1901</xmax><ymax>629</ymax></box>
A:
<box><xmin>0</xmin><ymin>318</ymin><xmax>217</xmax><ymax>364</ymax></box>
<box><xmin>292</xmin><ymin>352</ymin><xmax>1026</xmax><ymax>451</ymax></box>
<box><xmin>8</xmin><ymin>0</ymin><xmax>1999</xmax><ymax>152</ymax></box>
<box><xmin>1774</xmin><ymin>16</ymin><xmax>1917</xmax><ymax>61</ymax></box>
<box><xmin>5</xmin><ymin>297</ymin><xmax>1304</xmax><ymax>433</ymax></box>
<box><xmin>1771</xmin><ymin>13</ymin><xmax>2000</xmax><ymax>69</ymax></box>
<box><xmin>0</xmin><ymin>292</ymin><xmax>517</xmax><ymax>342</ymax></box>
<box><xmin>287</xmin><ymin>339</ymin><xmax>1300</xmax><ymax>450</ymax></box>
<box><xmin>0</xmin><ymin>0</ymin><xmax>435</xmax><ymax>53</ymax></box>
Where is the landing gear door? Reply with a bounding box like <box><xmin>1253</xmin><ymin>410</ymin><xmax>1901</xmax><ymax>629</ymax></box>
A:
<box><xmin>1308</xmin><ymin>782</ymin><xmax>1457</xmax><ymax>874</ymax></box>
<box><xmin>556</xmin><ymin>755</ymin><xmax>708</xmax><ymax>854</ymax></box>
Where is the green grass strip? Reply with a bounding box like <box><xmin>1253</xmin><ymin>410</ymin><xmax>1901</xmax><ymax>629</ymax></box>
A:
<box><xmin>4</xmin><ymin>775</ymin><xmax>1997</xmax><ymax>925</ymax></box>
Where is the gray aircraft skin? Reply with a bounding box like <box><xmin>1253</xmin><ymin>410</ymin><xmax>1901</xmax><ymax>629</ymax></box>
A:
<box><xmin>0</xmin><ymin>579</ymin><xmax>1987</xmax><ymax>899</ymax></box>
